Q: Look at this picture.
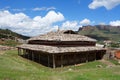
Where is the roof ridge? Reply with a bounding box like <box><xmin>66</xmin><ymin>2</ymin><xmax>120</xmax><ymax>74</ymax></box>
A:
<box><xmin>28</xmin><ymin>30</ymin><xmax>97</xmax><ymax>42</ymax></box>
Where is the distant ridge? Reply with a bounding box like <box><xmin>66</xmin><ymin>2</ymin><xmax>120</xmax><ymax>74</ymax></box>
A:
<box><xmin>0</xmin><ymin>29</ymin><xmax>29</xmax><ymax>40</ymax></box>
<box><xmin>78</xmin><ymin>25</ymin><xmax>120</xmax><ymax>42</ymax></box>
<box><xmin>0</xmin><ymin>29</ymin><xmax>30</xmax><ymax>46</ymax></box>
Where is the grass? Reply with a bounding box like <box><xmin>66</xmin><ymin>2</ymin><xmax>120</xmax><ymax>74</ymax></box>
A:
<box><xmin>0</xmin><ymin>50</ymin><xmax>120</xmax><ymax>80</ymax></box>
<box><xmin>78</xmin><ymin>27</ymin><xmax>120</xmax><ymax>42</ymax></box>
<box><xmin>109</xmin><ymin>59</ymin><xmax>120</xmax><ymax>65</ymax></box>
<box><xmin>0</xmin><ymin>40</ymin><xmax>21</xmax><ymax>47</ymax></box>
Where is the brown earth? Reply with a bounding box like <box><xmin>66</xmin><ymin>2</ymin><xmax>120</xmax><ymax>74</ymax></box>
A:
<box><xmin>115</xmin><ymin>50</ymin><xmax>120</xmax><ymax>59</ymax></box>
<box><xmin>0</xmin><ymin>51</ymin><xmax>5</xmax><ymax>55</ymax></box>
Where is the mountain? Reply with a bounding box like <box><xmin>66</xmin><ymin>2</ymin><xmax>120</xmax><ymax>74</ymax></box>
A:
<box><xmin>0</xmin><ymin>29</ymin><xmax>30</xmax><ymax>46</ymax></box>
<box><xmin>0</xmin><ymin>29</ymin><xmax>29</xmax><ymax>40</ymax></box>
<box><xmin>78</xmin><ymin>25</ymin><xmax>120</xmax><ymax>42</ymax></box>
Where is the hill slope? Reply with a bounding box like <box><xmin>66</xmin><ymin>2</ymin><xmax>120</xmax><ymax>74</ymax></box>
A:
<box><xmin>0</xmin><ymin>29</ymin><xmax>30</xmax><ymax>46</ymax></box>
<box><xmin>78</xmin><ymin>25</ymin><xmax>120</xmax><ymax>42</ymax></box>
<box><xmin>0</xmin><ymin>29</ymin><xmax>29</xmax><ymax>40</ymax></box>
<box><xmin>0</xmin><ymin>50</ymin><xmax>120</xmax><ymax>80</ymax></box>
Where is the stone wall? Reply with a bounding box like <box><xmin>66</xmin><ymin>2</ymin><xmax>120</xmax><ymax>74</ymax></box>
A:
<box><xmin>0</xmin><ymin>45</ymin><xmax>15</xmax><ymax>51</ymax></box>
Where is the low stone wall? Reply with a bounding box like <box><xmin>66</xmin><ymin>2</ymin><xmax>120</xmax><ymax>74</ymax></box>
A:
<box><xmin>0</xmin><ymin>45</ymin><xmax>15</xmax><ymax>51</ymax></box>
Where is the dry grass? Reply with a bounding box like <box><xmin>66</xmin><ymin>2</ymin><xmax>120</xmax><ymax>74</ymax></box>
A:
<box><xmin>0</xmin><ymin>51</ymin><xmax>5</xmax><ymax>55</ymax></box>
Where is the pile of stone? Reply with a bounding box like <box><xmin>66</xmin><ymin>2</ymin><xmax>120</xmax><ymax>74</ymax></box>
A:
<box><xmin>0</xmin><ymin>45</ymin><xmax>15</xmax><ymax>51</ymax></box>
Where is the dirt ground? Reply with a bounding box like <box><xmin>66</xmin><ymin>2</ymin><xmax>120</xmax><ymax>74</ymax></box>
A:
<box><xmin>115</xmin><ymin>50</ymin><xmax>120</xmax><ymax>59</ymax></box>
<box><xmin>0</xmin><ymin>51</ymin><xmax>5</xmax><ymax>55</ymax></box>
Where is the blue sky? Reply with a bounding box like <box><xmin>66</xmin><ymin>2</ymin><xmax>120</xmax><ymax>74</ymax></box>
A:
<box><xmin>0</xmin><ymin>0</ymin><xmax>120</xmax><ymax>36</ymax></box>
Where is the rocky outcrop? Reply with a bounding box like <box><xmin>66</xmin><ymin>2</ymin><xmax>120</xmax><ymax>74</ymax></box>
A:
<box><xmin>78</xmin><ymin>25</ymin><xmax>120</xmax><ymax>42</ymax></box>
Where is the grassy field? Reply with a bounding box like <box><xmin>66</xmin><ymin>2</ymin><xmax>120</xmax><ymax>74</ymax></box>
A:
<box><xmin>0</xmin><ymin>50</ymin><xmax>120</xmax><ymax>80</ymax></box>
<box><xmin>0</xmin><ymin>40</ymin><xmax>21</xmax><ymax>47</ymax></box>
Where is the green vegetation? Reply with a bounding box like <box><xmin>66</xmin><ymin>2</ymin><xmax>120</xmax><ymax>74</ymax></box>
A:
<box><xmin>0</xmin><ymin>29</ymin><xmax>29</xmax><ymax>39</ymax></box>
<box><xmin>110</xmin><ymin>43</ymin><xmax>120</xmax><ymax>48</ymax></box>
<box><xmin>109</xmin><ymin>59</ymin><xmax>120</xmax><ymax>65</ymax></box>
<box><xmin>0</xmin><ymin>40</ymin><xmax>21</xmax><ymax>47</ymax></box>
<box><xmin>78</xmin><ymin>25</ymin><xmax>120</xmax><ymax>42</ymax></box>
<box><xmin>0</xmin><ymin>50</ymin><xmax>120</xmax><ymax>80</ymax></box>
<box><xmin>0</xmin><ymin>29</ymin><xmax>29</xmax><ymax>46</ymax></box>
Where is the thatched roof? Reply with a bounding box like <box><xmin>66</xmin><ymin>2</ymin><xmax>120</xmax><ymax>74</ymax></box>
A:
<box><xmin>28</xmin><ymin>30</ymin><xmax>96</xmax><ymax>42</ymax></box>
<box><xmin>18</xmin><ymin>44</ymin><xmax>105</xmax><ymax>53</ymax></box>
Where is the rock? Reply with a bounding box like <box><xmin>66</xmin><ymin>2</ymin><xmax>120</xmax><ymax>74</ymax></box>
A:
<box><xmin>106</xmin><ymin>65</ymin><xmax>113</xmax><ymax>68</ymax></box>
<box><xmin>68</xmin><ymin>68</ymin><xmax>72</xmax><ymax>71</ymax></box>
<box><xmin>118</xmin><ymin>60</ymin><xmax>120</xmax><ymax>64</ymax></box>
<box><xmin>96</xmin><ymin>65</ymin><xmax>103</xmax><ymax>68</ymax></box>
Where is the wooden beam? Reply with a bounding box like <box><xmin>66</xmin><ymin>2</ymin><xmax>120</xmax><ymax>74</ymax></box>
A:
<box><xmin>95</xmin><ymin>52</ymin><xmax>96</xmax><ymax>61</ymax></box>
<box><xmin>32</xmin><ymin>51</ymin><xmax>34</xmax><ymax>61</ymax></box>
<box><xmin>53</xmin><ymin>54</ymin><xmax>56</xmax><ymax>68</ymax></box>
<box><xmin>19</xmin><ymin>48</ymin><xmax>21</xmax><ymax>56</ymax></box>
<box><xmin>86</xmin><ymin>53</ymin><xmax>88</xmax><ymax>62</ymax></box>
<box><xmin>48</xmin><ymin>54</ymin><xmax>50</xmax><ymax>67</ymax></box>
<box><xmin>24</xmin><ymin>49</ymin><xmax>25</xmax><ymax>57</ymax></box>
<box><xmin>27</xmin><ymin>50</ymin><xmax>29</xmax><ymax>59</ymax></box>
<box><xmin>61</xmin><ymin>55</ymin><xmax>63</xmax><ymax>67</ymax></box>
<box><xmin>23</xmin><ymin>49</ymin><xmax>25</xmax><ymax>58</ymax></box>
<box><xmin>18</xmin><ymin>48</ymin><xmax>19</xmax><ymax>55</ymax></box>
<box><xmin>74</xmin><ymin>54</ymin><xmax>76</xmax><ymax>66</ymax></box>
<box><xmin>39</xmin><ymin>53</ymin><xmax>40</xmax><ymax>63</ymax></box>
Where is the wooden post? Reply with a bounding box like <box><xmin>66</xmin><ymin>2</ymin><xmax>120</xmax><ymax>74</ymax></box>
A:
<box><xmin>39</xmin><ymin>53</ymin><xmax>40</xmax><ymax>63</ymax></box>
<box><xmin>23</xmin><ymin>49</ymin><xmax>25</xmax><ymax>58</ymax></box>
<box><xmin>27</xmin><ymin>49</ymin><xmax>28</xmax><ymax>59</ymax></box>
<box><xmin>32</xmin><ymin>51</ymin><xmax>34</xmax><ymax>61</ymax></box>
<box><xmin>19</xmin><ymin>48</ymin><xmax>21</xmax><ymax>56</ymax></box>
<box><xmin>95</xmin><ymin>52</ymin><xmax>96</xmax><ymax>61</ymax></box>
<box><xmin>74</xmin><ymin>54</ymin><xmax>76</xmax><ymax>66</ymax></box>
<box><xmin>30</xmin><ymin>50</ymin><xmax>31</xmax><ymax>59</ymax></box>
<box><xmin>20</xmin><ymin>48</ymin><xmax>21</xmax><ymax>56</ymax></box>
<box><xmin>86</xmin><ymin>52</ymin><xmax>88</xmax><ymax>62</ymax></box>
<box><xmin>53</xmin><ymin>54</ymin><xmax>56</xmax><ymax>68</ymax></box>
<box><xmin>48</xmin><ymin>54</ymin><xmax>50</xmax><ymax>67</ymax></box>
<box><xmin>27</xmin><ymin>50</ymin><xmax>30</xmax><ymax>59</ymax></box>
<box><xmin>18</xmin><ymin>48</ymin><xmax>19</xmax><ymax>55</ymax></box>
<box><xmin>23</xmin><ymin>49</ymin><xmax>25</xmax><ymax>57</ymax></box>
<box><xmin>61</xmin><ymin>54</ymin><xmax>63</xmax><ymax>67</ymax></box>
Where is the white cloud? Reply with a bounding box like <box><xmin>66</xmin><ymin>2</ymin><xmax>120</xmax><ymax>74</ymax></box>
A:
<box><xmin>80</xmin><ymin>18</ymin><xmax>91</xmax><ymax>25</ymax></box>
<box><xmin>1</xmin><ymin>6</ymin><xmax>56</xmax><ymax>12</ymax></box>
<box><xmin>32</xmin><ymin>7</ymin><xmax>56</xmax><ymax>11</ymax></box>
<box><xmin>109</xmin><ymin>20</ymin><xmax>120</xmax><ymax>26</ymax></box>
<box><xmin>12</xmin><ymin>8</ymin><xmax>26</xmax><ymax>12</ymax></box>
<box><xmin>0</xmin><ymin>10</ymin><xmax>94</xmax><ymax>36</ymax></box>
<box><xmin>61</xmin><ymin>21</ymin><xmax>82</xmax><ymax>31</ymax></box>
<box><xmin>0</xmin><ymin>10</ymin><xmax>64</xmax><ymax>36</ymax></box>
<box><xmin>88</xmin><ymin>0</ymin><xmax>120</xmax><ymax>10</ymax></box>
<box><xmin>0</xmin><ymin>6</ymin><xmax>27</xmax><ymax>12</ymax></box>
<box><xmin>0</xmin><ymin>6</ymin><xmax>10</xmax><ymax>11</ymax></box>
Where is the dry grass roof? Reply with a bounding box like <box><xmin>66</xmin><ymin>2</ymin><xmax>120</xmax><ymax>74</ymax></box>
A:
<box><xmin>18</xmin><ymin>44</ymin><xmax>105</xmax><ymax>53</ymax></box>
<box><xmin>28</xmin><ymin>30</ymin><xmax>97</xmax><ymax>42</ymax></box>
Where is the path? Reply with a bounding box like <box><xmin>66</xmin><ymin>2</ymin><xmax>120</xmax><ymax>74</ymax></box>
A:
<box><xmin>99</xmin><ymin>59</ymin><xmax>116</xmax><ymax>67</ymax></box>
<box><xmin>0</xmin><ymin>51</ymin><xmax>5</xmax><ymax>55</ymax></box>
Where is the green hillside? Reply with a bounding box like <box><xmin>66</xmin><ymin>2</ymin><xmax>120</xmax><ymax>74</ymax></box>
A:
<box><xmin>78</xmin><ymin>25</ymin><xmax>120</xmax><ymax>42</ymax></box>
<box><xmin>0</xmin><ymin>29</ymin><xmax>29</xmax><ymax>40</ymax></box>
<box><xmin>0</xmin><ymin>50</ymin><xmax>120</xmax><ymax>80</ymax></box>
<box><xmin>0</xmin><ymin>29</ymin><xmax>30</xmax><ymax>46</ymax></box>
